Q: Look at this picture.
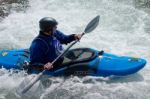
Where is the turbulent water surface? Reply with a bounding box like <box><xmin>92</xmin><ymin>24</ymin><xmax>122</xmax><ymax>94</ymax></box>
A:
<box><xmin>0</xmin><ymin>0</ymin><xmax>150</xmax><ymax>99</ymax></box>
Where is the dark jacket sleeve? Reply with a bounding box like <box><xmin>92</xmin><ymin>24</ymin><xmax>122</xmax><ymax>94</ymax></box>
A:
<box><xmin>29</xmin><ymin>39</ymin><xmax>48</xmax><ymax>65</ymax></box>
<box><xmin>54</xmin><ymin>30</ymin><xmax>75</xmax><ymax>44</ymax></box>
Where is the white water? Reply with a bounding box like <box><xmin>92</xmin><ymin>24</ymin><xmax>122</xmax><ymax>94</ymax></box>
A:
<box><xmin>0</xmin><ymin>0</ymin><xmax>150</xmax><ymax>99</ymax></box>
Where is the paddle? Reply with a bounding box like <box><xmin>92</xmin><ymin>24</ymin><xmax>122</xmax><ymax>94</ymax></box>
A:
<box><xmin>17</xmin><ymin>15</ymin><xmax>100</xmax><ymax>95</ymax></box>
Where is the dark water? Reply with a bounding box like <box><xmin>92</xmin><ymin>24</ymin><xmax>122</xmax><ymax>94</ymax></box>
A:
<box><xmin>0</xmin><ymin>0</ymin><xmax>28</xmax><ymax>20</ymax></box>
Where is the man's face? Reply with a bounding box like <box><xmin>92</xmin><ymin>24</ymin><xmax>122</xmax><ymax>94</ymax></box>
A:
<box><xmin>52</xmin><ymin>25</ymin><xmax>57</xmax><ymax>34</ymax></box>
<box><xmin>45</xmin><ymin>25</ymin><xmax>57</xmax><ymax>36</ymax></box>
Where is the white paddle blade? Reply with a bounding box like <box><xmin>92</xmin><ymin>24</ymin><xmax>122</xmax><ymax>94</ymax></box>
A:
<box><xmin>84</xmin><ymin>15</ymin><xmax>100</xmax><ymax>33</ymax></box>
<box><xmin>16</xmin><ymin>74</ymin><xmax>43</xmax><ymax>97</ymax></box>
<box><xmin>19</xmin><ymin>72</ymin><xmax>44</xmax><ymax>94</ymax></box>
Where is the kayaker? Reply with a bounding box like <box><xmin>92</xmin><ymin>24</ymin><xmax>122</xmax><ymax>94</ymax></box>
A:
<box><xmin>29</xmin><ymin>17</ymin><xmax>82</xmax><ymax>70</ymax></box>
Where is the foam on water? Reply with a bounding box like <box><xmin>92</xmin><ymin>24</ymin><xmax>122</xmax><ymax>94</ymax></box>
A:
<box><xmin>0</xmin><ymin>0</ymin><xmax>150</xmax><ymax>99</ymax></box>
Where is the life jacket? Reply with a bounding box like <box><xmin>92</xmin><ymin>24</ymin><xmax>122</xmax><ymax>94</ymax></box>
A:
<box><xmin>29</xmin><ymin>30</ymin><xmax>75</xmax><ymax>66</ymax></box>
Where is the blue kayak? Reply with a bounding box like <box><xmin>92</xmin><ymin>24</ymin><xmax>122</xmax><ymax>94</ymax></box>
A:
<box><xmin>0</xmin><ymin>48</ymin><xmax>146</xmax><ymax>77</ymax></box>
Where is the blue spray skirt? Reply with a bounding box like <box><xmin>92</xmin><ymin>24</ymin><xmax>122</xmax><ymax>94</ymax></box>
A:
<box><xmin>0</xmin><ymin>48</ymin><xmax>146</xmax><ymax>77</ymax></box>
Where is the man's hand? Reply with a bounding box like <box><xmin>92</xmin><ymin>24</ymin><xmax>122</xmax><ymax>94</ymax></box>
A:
<box><xmin>74</xmin><ymin>34</ymin><xmax>82</xmax><ymax>41</ymax></box>
<box><xmin>44</xmin><ymin>62</ymin><xmax>53</xmax><ymax>70</ymax></box>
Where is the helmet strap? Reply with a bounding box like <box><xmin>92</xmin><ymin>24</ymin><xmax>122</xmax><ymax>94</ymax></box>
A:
<box><xmin>42</xmin><ymin>27</ymin><xmax>55</xmax><ymax>36</ymax></box>
<box><xmin>43</xmin><ymin>31</ymin><xmax>53</xmax><ymax>36</ymax></box>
